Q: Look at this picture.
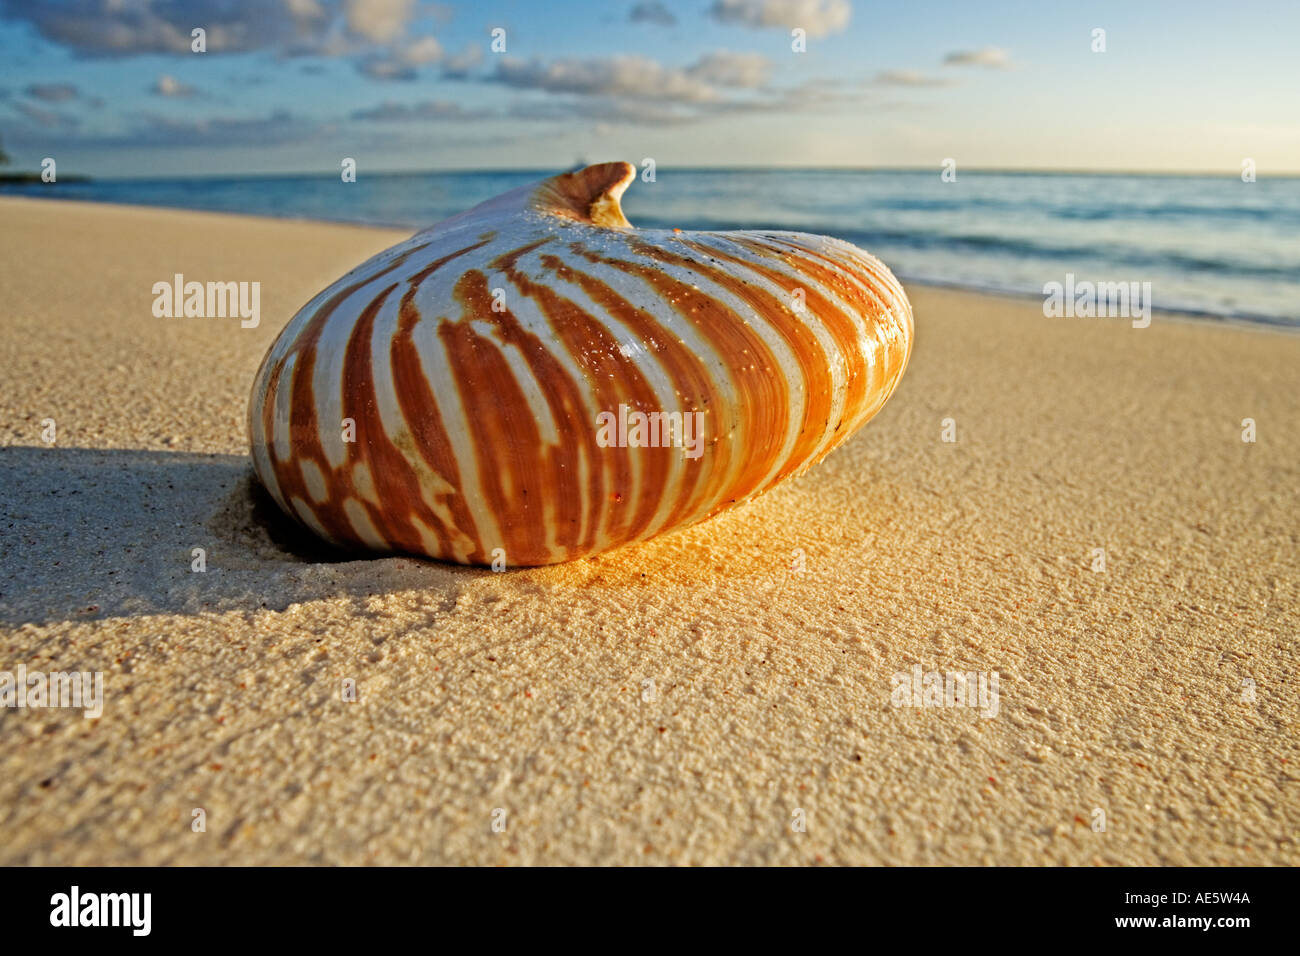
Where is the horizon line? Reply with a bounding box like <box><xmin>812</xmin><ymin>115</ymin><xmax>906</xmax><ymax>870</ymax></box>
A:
<box><xmin>11</xmin><ymin>163</ymin><xmax>1298</xmax><ymax>183</ymax></box>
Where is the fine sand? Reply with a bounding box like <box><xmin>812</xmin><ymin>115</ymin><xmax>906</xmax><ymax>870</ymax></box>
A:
<box><xmin>1</xmin><ymin>196</ymin><xmax>1296</xmax><ymax>865</ymax></box>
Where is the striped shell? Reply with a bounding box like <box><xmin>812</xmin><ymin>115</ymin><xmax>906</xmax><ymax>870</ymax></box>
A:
<box><xmin>248</xmin><ymin>162</ymin><xmax>912</xmax><ymax>566</ymax></box>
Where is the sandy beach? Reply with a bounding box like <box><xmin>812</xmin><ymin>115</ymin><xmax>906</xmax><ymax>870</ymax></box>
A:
<box><xmin>1</xmin><ymin>195</ymin><xmax>1296</xmax><ymax>865</ymax></box>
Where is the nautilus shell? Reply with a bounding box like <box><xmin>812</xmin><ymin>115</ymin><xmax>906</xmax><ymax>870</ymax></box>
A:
<box><xmin>248</xmin><ymin>162</ymin><xmax>912</xmax><ymax>566</ymax></box>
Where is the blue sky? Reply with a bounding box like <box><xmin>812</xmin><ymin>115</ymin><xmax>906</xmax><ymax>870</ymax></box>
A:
<box><xmin>1</xmin><ymin>0</ymin><xmax>1297</xmax><ymax>177</ymax></box>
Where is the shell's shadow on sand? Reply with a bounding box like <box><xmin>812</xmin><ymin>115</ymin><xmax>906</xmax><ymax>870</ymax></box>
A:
<box><xmin>0</xmin><ymin>444</ymin><xmax>895</xmax><ymax>629</ymax></box>
<box><xmin>215</xmin><ymin>468</ymin><xmax>353</xmax><ymax>564</ymax></box>
<box><xmin>0</xmin><ymin>445</ymin><xmax>478</xmax><ymax>627</ymax></box>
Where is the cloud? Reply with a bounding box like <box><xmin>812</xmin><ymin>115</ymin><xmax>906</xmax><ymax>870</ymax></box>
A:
<box><xmin>355</xmin><ymin>33</ymin><xmax>442</xmax><ymax>80</ymax></box>
<box><xmin>0</xmin><ymin>0</ymin><xmax>431</xmax><ymax>66</ymax></box>
<box><xmin>12</xmin><ymin>100</ymin><xmax>81</xmax><ymax>129</ymax></box>
<box><xmin>0</xmin><ymin>0</ymin><xmax>314</xmax><ymax>56</ymax></box>
<box><xmin>118</xmin><ymin>109</ymin><xmax>327</xmax><ymax>147</ymax></box>
<box><xmin>16</xmin><ymin>81</ymin><xmax>103</xmax><ymax>111</ymax></box>
<box><xmin>440</xmin><ymin>43</ymin><xmax>483</xmax><ymax>79</ymax></box>
<box><xmin>152</xmin><ymin>74</ymin><xmax>198</xmax><ymax>97</ymax></box>
<box><xmin>686</xmin><ymin>51</ymin><xmax>770</xmax><ymax>89</ymax></box>
<box><xmin>872</xmin><ymin>69</ymin><xmax>954</xmax><ymax>88</ymax></box>
<box><xmin>349</xmin><ymin>99</ymin><xmax>486</xmax><ymax>121</ymax></box>
<box><xmin>401</xmin><ymin>35</ymin><xmax>442</xmax><ymax>64</ymax></box>
<box><xmin>943</xmin><ymin>46</ymin><xmax>1011</xmax><ymax>69</ymax></box>
<box><xmin>0</xmin><ymin>108</ymin><xmax>321</xmax><ymax>151</ymax></box>
<box><xmin>486</xmin><ymin>71</ymin><xmax>875</xmax><ymax>128</ymax></box>
<box><xmin>490</xmin><ymin>54</ymin><xmax>721</xmax><ymax>104</ymax></box>
<box><xmin>487</xmin><ymin>51</ymin><xmax>774</xmax><ymax>104</ymax></box>
<box><xmin>710</xmin><ymin>77</ymin><xmax>869</xmax><ymax>116</ymax></box>
<box><xmin>358</xmin><ymin>59</ymin><xmax>416</xmax><ymax>80</ymax></box>
<box><xmin>24</xmin><ymin>82</ymin><xmax>80</xmax><ymax>103</ymax></box>
<box><xmin>629</xmin><ymin>1</ymin><xmax>676</xmax><ymax>26</ymax></box>
<box><xmin>0</xmin><ymin>2</ymin><xmax>470</xmax><ymax>88</ymax></box>
<box><xmin>482</xmin><ymin>50</ymin><xmax>877</xmax><ymax>126</ymax></box>
<box><xmin>708</xmin><ymin>0</ymin><xmax>851</xmax><ymax>38</ymax></box>
<box><xmin>2</xmin><ymin>103</ymin><xmax>519</xmax><ymax>152</ymax></box>
<box><xmin>343</xmin><ymin>0</ymin><xmax>415</xmax><ymax>43</ymax></box>
<box><xmin>505</xmin><ymin>97</ymin><xmax>696</xmax><ymax>126</ymax></box>
<box><xmin>285</xmin><ymin>0</ymin><xmax>330</xmax><ymax>27</ymax></box>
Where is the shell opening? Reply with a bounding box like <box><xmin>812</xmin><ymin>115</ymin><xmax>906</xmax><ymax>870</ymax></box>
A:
<box><xmin>531</xmin><ymin>161</ymin><xmax>636</xmax><ymax>229</ymax></box>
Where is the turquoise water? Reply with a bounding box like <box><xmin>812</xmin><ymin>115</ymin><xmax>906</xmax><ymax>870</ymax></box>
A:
<box><xmin>6</xmin><ymin>168</ymin><xmax>1297</xmax><ymax>326</ymax></box>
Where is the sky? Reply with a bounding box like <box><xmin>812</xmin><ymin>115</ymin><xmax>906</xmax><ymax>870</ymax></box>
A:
<box><xmin>0</xmin><ymin>0</ymin><xmax>1297</xmax><ymax>178</ymax></box>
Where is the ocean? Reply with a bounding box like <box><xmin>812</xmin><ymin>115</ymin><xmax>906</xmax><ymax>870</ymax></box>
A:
<box><xmin>6</xmin><ymin>168</ymin><xmax>1298</xmax><ymax>327</ymax></box>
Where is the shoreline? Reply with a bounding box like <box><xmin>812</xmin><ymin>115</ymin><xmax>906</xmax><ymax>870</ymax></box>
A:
<box><xmin>2</xmin><ymin>196</ymin><xmax>1296</xmax><ymax>865</ymax></box>
<box><xmin>2</xmin><ymin>192</ymin><xmax>1296</xmax><ymax>332</ymax></box>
